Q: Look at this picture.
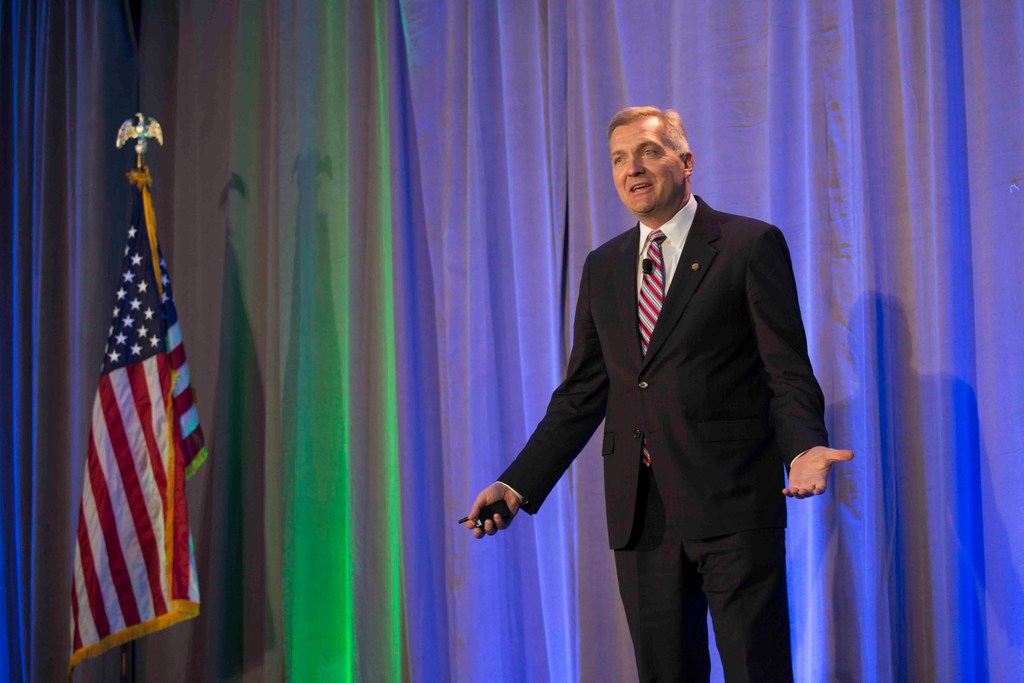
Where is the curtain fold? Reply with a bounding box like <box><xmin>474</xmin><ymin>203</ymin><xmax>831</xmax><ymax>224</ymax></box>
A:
<box><xmin>3</xmin><ymin>1</ymin><xmax>1023</xmax><ymax>680</ymax></box>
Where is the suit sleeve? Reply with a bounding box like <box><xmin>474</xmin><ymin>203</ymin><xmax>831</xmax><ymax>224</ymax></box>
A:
<box><xmin>498</xmin><ymin>252</ymin><xmax>610</xmax><ymax>513</ymax></box>
<box><xmin>745</xmin><ymin>227</ymin><xmax>829</xmax><ymax>464</ymax></box>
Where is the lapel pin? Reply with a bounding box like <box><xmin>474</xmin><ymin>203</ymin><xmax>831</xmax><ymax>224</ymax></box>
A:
<box><xmin>691</xmin><ymin>262</ymin><xmax>700</xmax><ymax>271</ymax></box>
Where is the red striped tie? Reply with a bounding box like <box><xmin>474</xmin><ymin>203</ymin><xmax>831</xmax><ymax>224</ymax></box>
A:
<box><xmin>638</xmin><ymin>231</ymin><xmax>667</xmax><ymax>466</ymax></box>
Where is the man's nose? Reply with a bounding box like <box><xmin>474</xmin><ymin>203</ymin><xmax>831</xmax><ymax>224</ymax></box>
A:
<box><xmin>626</xmin><ymin>158</ymin><xmax>645</xmax><ymax>175</ymax></box>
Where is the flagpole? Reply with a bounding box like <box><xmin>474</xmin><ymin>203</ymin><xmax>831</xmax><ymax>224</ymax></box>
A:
<box><xmin>118</xmin><ymin>643</ymin><xmax>134</xmax><ymax>683</ymax></box>
<box><xmin>112</xmin><ymin>113</ymin><xmax>163</xmax><ymax>683</ymax></box>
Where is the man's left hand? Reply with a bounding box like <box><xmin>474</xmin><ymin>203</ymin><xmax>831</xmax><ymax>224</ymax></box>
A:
<box><xmin>782</xmin><ymin>446</ymin><xmax>854</xmax><ymax>498</ymax></box>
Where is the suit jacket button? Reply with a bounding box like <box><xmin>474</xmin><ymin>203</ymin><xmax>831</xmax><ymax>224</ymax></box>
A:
<box><xmin>638</xmin><ymin>381</ymin><xmax>649</xmax><ymax>389</ymax></box>
<box><xmin>633</xmin><ymin>429</ymin><xmax>642</xmax><ymax>439</ymax></box>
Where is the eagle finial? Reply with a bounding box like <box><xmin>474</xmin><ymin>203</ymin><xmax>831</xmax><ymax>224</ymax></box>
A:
<box><xmin>116</xmin><ymin>113</ymin><xmax>164</xmax><ymax>167</ymax></box>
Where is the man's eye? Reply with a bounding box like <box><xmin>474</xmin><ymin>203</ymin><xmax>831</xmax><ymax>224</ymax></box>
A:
<box><xmin>642</xmin><ymin>149</ymin><xmax>655</xmax><ymax>156</ymax></box>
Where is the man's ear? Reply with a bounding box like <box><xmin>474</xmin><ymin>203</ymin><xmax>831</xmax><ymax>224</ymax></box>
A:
<box><xmin>682</xmin><ymin>151</ymin><xmax>694</xmax><ymax>171</ymax></box>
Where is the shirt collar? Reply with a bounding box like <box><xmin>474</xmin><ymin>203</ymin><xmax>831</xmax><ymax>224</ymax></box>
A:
<box><xmin>638</xmin><ymin>194</ymin><xmax>697</xmax><ymax>252</ymax></box>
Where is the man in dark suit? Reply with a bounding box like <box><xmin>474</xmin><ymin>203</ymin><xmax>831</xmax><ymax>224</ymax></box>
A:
<box><xmin>464</xmin><ymin>106</ymin><xmax>853</xmax><ymax>682</ymax></box>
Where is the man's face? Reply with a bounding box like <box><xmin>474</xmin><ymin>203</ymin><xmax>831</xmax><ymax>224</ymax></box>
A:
<box><xmin>609</xmin><ymin>117</ymin><xmax>692</xmax><ymax>228</ymax></box>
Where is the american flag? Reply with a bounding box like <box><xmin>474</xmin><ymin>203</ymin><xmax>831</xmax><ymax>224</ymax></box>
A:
<box><xmin>70</xmin><ymin>172</ymin><xmax>207</xmax><ymax>672</ymax></box>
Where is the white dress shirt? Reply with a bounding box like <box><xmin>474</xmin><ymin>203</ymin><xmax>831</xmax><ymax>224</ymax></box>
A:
<box><xmin>636</xmin><ymin>194</ymin><xmax>698</xmax><ymax>296</ymax></box>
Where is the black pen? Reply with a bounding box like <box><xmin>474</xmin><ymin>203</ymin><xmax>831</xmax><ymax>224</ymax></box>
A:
<box><xmin>458</xmin><ymin>500</ymin><xmax>511</xmax><ymax>527</ymax></box>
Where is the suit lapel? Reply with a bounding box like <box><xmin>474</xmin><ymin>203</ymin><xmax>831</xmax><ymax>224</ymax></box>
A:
<box><xmin>612</xmin><ymin>226</ymin><xmax>643</xmax><ymax>362</ymax></box>
<box><xmin>641</xmin><ymin>199</ymin><xmax>720</xmax><ymax>372</ymax></box>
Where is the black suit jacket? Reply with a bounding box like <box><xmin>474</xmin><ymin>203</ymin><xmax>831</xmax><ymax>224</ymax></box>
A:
<box><xmin>500</xmin><ymin>197</ymin><xmax>828</xmax><ymax>548</ymax></box>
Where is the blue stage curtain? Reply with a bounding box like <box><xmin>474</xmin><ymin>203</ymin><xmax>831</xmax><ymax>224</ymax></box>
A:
<box><xmin>3</xmin><ymin>1</ymin><xmax>1023</xmax><ymax>680</ymax></box>
<box><xmin>1</xmin><ymin>1</ymin><xmax>139</xmax><ymax>680</ymax></box>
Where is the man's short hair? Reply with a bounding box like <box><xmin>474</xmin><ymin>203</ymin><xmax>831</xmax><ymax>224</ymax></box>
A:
<box><xmin>607</xmin><ymin>106</ymin><xmax>691</xmax><ymax>156</ymax></box>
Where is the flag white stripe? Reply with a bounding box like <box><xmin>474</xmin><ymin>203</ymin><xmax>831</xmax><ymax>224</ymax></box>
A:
<box><xmin>167</xmin><ymin>321</ymin><xmax>182</xmax><ymax>351</ymax></box>
<box><xmin>142</xmin><ymin>357</ymin><xmax>173</xmax><ymax>599</ymax></box>
<box><xmin>187</xmin><ymin>530</ymin><xmax>201</xmax><ymax>603</ymax></box>
<box><xmin>178</xmin><ymin>403</ymin><xmax>200</xmax><ymax>437</ymax></box>
<box><xmin>113</xmin><ymin>364</ymin><xmax>167</xmax><ymax>548</ymax></box>
<box><xmin>91</xmin><ymin>393</ymin><xmax>157</xmax><ymax>622</ymax></box>
<box><xmin>142</xmin><ymin>357</ymin><xmax>173</xmax><ymax>462</ymax></box>
<box><xmin>72</xmin><ymin>542</ymin><xmax>99</xmax><ymax>646</ymax></box>
<box><xmin>80</xmin><ymin>433</ymin><xmax>127</xmax><ymax>634</ymax></box>
<box><xmin>111</xmin><ymin>365</ymin><xmax>168</xmax><ymax>607</ymax></box>
<box><xmin>172</xmin><ymin>360</ymin><xmax>190</xmax><ymax>397</ymax></box>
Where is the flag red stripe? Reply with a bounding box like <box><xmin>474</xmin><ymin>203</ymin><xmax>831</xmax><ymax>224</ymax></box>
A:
<box><xmin>158</xmin><ymin>354</ymin><xmax>192</xmax><ymax>599</ymax></box>
<box><xmin>182</xmin><ymin>432</ymin><xmax>203</xmax><ymax>471</ymax></box>
<box><xmin>173</xmin><ymin>440</ymin><xmax>191</xmax><ymax>599</ymax></box>
<box><xmin>127</xmin><ymin>362</ymin><xmax>168</xmax><ymax>511</ymax></box>
<box><xmin>181</xmin><ymin>425</ymin><xmax>204</xmax><ymax>462</ymax></box>
<box><xmin>159</xmin><ymin>351</ymin><xmax>172</xmax><ymax>399</ymax></box>
<box><xmin>70</xmin><ymin>573</ymin><xmax>84</xmax><ymax>651</ymax></box>
<box><xmin>85</xmin><ymin>435</ymin><xmax>140</xmax><ymax>627</ymax></box>
<box><xmin>76</xmin><ymin>499</ymin><xmax>111</xmax><ymax>639</ymax></box>
<box><xmin>169</xmin><ymin>344</ymin><xmax>186</xmax><ymax>370</ymax></box>
<box><xmin>99</xmin><ymin>375</ymin><xmax>168</xmax><ymax>617</ymax></box>
<box><xmin>173</xmin><ymin>387</ymin><xmax>194</xmax><ymax>416</ymax></box>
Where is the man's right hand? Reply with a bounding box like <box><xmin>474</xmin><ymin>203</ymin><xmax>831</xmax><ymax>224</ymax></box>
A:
<box><xmin>464</xmin><ymin>482</ymin><xmax>522</xmax><ymax>539</ymax></box>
